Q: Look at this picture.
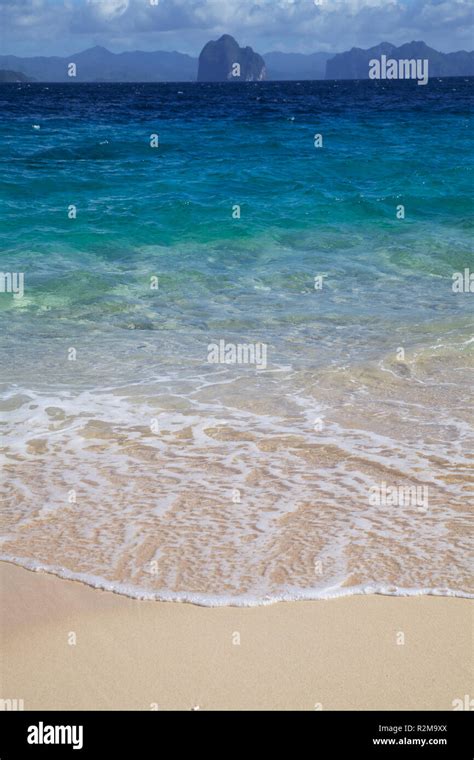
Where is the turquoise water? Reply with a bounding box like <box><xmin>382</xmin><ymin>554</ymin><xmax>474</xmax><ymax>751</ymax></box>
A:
<box><xmin>0</xmin><ymin>79</ymin><xmax>472</xmax><ymax>603</ymax></box>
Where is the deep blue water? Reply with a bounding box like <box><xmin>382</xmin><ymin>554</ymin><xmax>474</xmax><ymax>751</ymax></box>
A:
<box><xmin>0</xmin><ymin>80</ymin><xmax>472</xmax><ymax>379</ymax></box>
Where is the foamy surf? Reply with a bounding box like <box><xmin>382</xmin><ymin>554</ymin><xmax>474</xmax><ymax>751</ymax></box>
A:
<box><xmin>0</xmin><ymin>557</ymin><xmax>472</xmax><ymax>607</ymax></box>
<box><xmin>1</xmin><ymin>340</ymin><xmax>472</xmax><ymax>606</ymax></box>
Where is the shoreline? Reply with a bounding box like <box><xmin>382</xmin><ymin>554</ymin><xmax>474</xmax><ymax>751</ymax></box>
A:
<box><xmin>1</xmin><ymin>561</ymin><xmax>472</xmax><ymax>710</ymax></box>
<box><xmin>0</xmin><ymin>558</ymin><xmax>473</xmax><ymax>606</ymax></box>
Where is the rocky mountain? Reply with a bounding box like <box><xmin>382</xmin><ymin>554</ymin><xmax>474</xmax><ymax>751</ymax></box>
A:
<box><xmin>326</xmin><ymin>41</ymin><xmax>474</xmax><ymax>80</ymax></box>
<box><xmin>0</xmin><ymin>70</ymin><xmax>32</xmax><ymax>82</ymax></box>
<box><xmin>0</xmin><ymin>46</ymin><xmax>197</xmax><ymax>82</ymax></box>
<box><xmin>198</xmin><ymin>35</ymin><xmax>266</xmax><ymax>82</ymax></box>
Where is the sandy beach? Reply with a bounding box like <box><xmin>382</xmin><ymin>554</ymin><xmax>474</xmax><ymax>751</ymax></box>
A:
<box><xmin>0</xmin><ymin>561</ymin><xmax>471</xmax><ymax>711</ymax></box>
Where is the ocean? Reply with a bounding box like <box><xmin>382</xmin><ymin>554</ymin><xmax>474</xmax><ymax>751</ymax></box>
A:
<box><xmin>0</xmin><ymin>78</ymin><xmax>472</xmax><ymax>604</ymax></box>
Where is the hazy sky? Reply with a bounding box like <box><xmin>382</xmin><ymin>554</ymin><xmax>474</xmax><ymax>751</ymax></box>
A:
<box><xmin>1</xmin><ymin>0</ymin><xmax>473</xmax><ymax>57</ymax></box>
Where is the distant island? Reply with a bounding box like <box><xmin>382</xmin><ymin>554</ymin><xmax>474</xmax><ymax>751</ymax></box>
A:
<box><xmin>0</xmin><ymin>69</ymin><xmax>32</xmax><ymax>83</ymax></box>
<box><xmin>0</xmin><ymin>38</ymin><xmax>472</xmax><ymax>82</ymax></box>
<box><xmin>327</xmin><ymin>41</ymin><xmax>474</xmax><ymax>80</ymax></box>
<box><xmin>198</xmin><ymin>35</ymin><xmax>266</xmax><ymax>82</ymax></box>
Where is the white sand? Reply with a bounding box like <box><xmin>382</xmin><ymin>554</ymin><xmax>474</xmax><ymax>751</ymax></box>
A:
<box><xmin>1</xmin><ymin>561</ymin><xmax>472</xmax><ymax>710</ymax></box>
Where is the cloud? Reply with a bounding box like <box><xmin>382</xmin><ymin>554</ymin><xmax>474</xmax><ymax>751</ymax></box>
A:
<box><xmin>87</xmin><ymin>0</ymin><xmax>130</xmax><ymax>20</ymax></box>
<box><xmin>1</xmin><ymin>0</ymin><xmax>472</xmax><ymax>56</ymax></box>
